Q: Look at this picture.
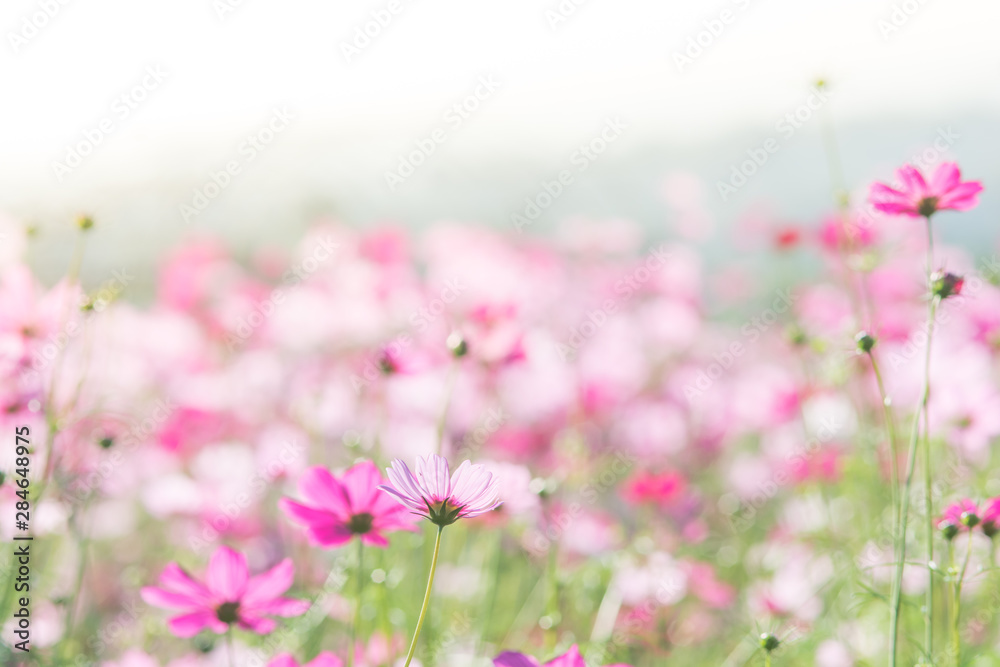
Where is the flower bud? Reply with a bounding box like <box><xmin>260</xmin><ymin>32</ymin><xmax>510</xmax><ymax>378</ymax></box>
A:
<box><xmin>939</xmin><ymin>521</ymin><xmax>959</xmax><ymax>541</ymax></box>
<box><xmin>377</xmin><ymin>349</ymin><xmax>398</xmax><ymax>375</ymax></box>
<box><xmin>785</xmin><ymin>324</ymin><xmax>807</xmax><ymax>347</ymax></box>
<box><xmin>961</xmin><ymin>511</ymin><xmax>980</xmax><ymax>528</ymax></box>
<box><xmin>77</xmin><ymin>215</ymin><xmax>94</xmax><ymax>231</ymax></box>
<box><xmin>855</xmin><ymin>331</ymin><xmax>877</xmax><ymax>354</ymax></box>
<box><xmin>759</xmin><ymin>633</ymin><xmax>780</xmax><ymax>652</ymax></box>
<box><xmin>982</xmin><ymin>520</ymin><xmax>999</xmax><ymax>539</ymax></box>
<box><xmin>930</xmin><ymin>271</ymin><xmax>964</xmax><ymax>300</ymax></box>
<box><xmin>99</xmin><ymin>436</ymin><xmax>114</xmax><ymax>450</ymax></box>
<box><xmin>446</xmin><ymin>331</ymin><xmax>468</xmax><ymax>358</ymax></box>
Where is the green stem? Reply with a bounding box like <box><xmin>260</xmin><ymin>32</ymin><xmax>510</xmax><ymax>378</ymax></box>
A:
<box><xmin>922</xmin><ymin>216</ymin><xmax>937</xmax><ymax>659</ymax></box>
<box><xmin>868</xmin><ymin>353</ymin><xmax>900</xmax><ymax>534</ymax></box>
<box><xmin>435</xmin><ymin>362</ymin><xmax>457</xmax><ymax>456</ymax></box>
<box><xmin>765</xmin><ymin>651</ymin><xmax>773</xmax><ymax>667</ymax></box>
<box><xmin>888</xmin><ymin>217</ymin><xmax>938</xmax><ymax>667</ymax></box>
<box><xmin>889</xmin><ymin>410</ymin><xmax>920</xmax><ymax>667</ymax></box>
<box><xmin>226</xmin><ymin>626</ymin><xmax>235</xmax><ymax>667</ymax></box>
<box><xmin>350</xmin><ymin>539</ymin><xmax>364</xmax><ymax>667</ymax></box>
<box><xmin>403</xmin><ymin>526</ymin><xmax>444</xmax><ymax>667</ymax></box>
<box><xmin>952</xmin><ymin>530</ymin><xmax>974</xmax><ymax>665</ymax></box>
<box><xmin>62</xmin><ymin>500</ymin><xmax>92</xmax><ymax>644</ymax></box>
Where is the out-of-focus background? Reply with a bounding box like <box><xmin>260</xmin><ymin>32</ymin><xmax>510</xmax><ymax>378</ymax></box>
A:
<box><xmin>2</xmin><ymin>0</ymin><xmax>998</xmax><ymax>296</ymax></box>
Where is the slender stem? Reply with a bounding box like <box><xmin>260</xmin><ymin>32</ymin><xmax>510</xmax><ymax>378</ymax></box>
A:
<box><xmin>952</xmin><ymin>530</ymin><xmax>974</xmax><ymax>666</ymax></box>
<box><xmin>888</xmin><ymin>217</ymin><xmax>938</xmax><ymax>667</ymax></box>
<box><xmin>62</xmin><ymin>500</ymin><xmax>92</xmax><ymax>643</ymax></box>
<box><xmin>922</xmin><ymin>216</ymin><xmax>937</xmax><ymax>658</ymax></box>
<box><xmin>435</xmin><ymin>362</ymin><xmax>457</xmax><ymax>456</ymax></box>
<box><xmin>226</xmin><ymin>626</ymin><xmax>235</xmax><ymax>667</ymax></box>
<box><xmin>350</xmin><ymin>539</ymin><xmax>364</xmax><ymax>667</ymax></box>
<box><xmin>868</xmin><ymin>353</ymin><xmax>900</xmax><ymax>529</ymax></box>
<box><xmin>889</xmin><ymin>400</ymin><xmax>922</xmax><ymax>667</ymax></box>
<box><xmin>403</xmin><ymin>526</ymin><xmax>444</xmax><ymax>667</ymax></box>
<box><xmin>765</xmin><ymin>651</ymin><xmax>773</xmax><ymax>667</ymax></box>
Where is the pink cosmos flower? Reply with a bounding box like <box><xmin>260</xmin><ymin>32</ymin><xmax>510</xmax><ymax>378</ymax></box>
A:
<box><xmin>621</xmin><ymin>470</ymin><xmax>687</xmax><ymax>508</ymax></box>
<box><xmin>279</xmin><ymin>461</ymin><xmax>417</xmax><ymax>548</ymax></box>
<box><xmin>981</xmin><ymin>497</ymin><xmax>1000</xmax><ymax>537</ymax></box>
<box><xmin>869</xmin><ymin>162</ymin><xmax>982</xmax><ymax>218</ymax></box>
<box><xmin>494</xmin><ymin>645</ymin><xmax>631</xmax><ymax>667</ymax></box>
<box><xmin>937</xmin><ymin>499</ymin><xmax>980</xmax><ymax>538</ymax></box>
<box><xmin>380</xmin><ymin>454</ymin><xmax>502</xmax><ymax>526</ymax></box>
<box><xmin>268</xmin><ymin>652</ymin><xmax>343</xmax><ymax>667</ymax></box>
<box><xmin>140</xmin><ymin>546</ymin><xmax>309</xmax><ymax>637</ymax></box>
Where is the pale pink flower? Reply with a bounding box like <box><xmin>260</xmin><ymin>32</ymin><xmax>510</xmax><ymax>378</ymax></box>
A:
<box><xmin>141</xmin><ymin>546</ymin><xmax>308</xmax><ymax>637</ymax></box>
<box><xmin>280</xmin><ymin>461</ymin><xmax>417</xmax><ymax>547</ymax></box>
<box><xmin>380</xmin><ymin>454</ymin><xmax>501</xmax><ymax>526</ymax></box>
<box><xmin>494</xmin><ymin>644</ymin><xmax>631</xmax><ymax>667</ymax></box>
<box><xmin>268</xmin><ymin>652</ymin><xmax>343</xmax><ymax>667</ymax></box>
<box><xmin>870</xmin><ymin>162</ymin><xmax>982</xmax><ymax>217</ymax></box>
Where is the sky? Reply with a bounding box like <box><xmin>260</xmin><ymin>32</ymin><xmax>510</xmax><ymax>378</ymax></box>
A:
<box><xmin>1</xmin><ymin>0</ymin><xmax>998</xmax><ymax>285</ymax></box>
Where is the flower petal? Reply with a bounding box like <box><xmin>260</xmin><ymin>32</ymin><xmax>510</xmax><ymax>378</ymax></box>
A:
<box><xmin>206</xmin><ymin>546</ymin><xmax>249</xmax><ymax>601</ymax></box>
<box><xmin>341</xmin><ymin>460</ymin><xmax>383</xmax><ymax>513</ymax></box>
<box><xmin>299</xmin><ymin>466</ymin><xmax>352</xmax><ymax>516</ymax></box>
<box><xmin>243</xmin><ymin>558</ymin><xmax>295</xmax><ymax>608</ymax></box>
<box><xmin>280</xmin><ymin>497</ymin><xmax>336</xmax><ymax>527</ymax></box>
<box><xmin>167</xmin><ymin>610</ymin><xmax>227</xmax><ymax>637</ymax></box>
<box><xmin>308</xmin><ymin>653</ymin><xmax>345</xmax><ymax>667</ymax></box>
<box><xmin>494</xmin><ymin>652</ymin><xmax>541</xmax><ymax>667</ymax></box>
<box><xmin>140</xmin><ymin>586</ymin><xmax>206</xmax><ymax>611</ymax></box>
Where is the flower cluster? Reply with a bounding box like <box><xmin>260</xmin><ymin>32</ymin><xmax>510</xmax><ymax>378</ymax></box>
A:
<box><xmin>3</xmin><ymin>159</ymin><xmax>999</xmax><ymax>666</ymax></box>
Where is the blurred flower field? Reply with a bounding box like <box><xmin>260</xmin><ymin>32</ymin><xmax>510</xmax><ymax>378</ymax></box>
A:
<box><xmin>3</xmin><ymin>162</ymin><xmax>1000</xmax><ymax>666</ymax></box>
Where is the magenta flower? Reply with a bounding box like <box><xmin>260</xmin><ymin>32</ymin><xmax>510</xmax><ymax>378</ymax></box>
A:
<box><xmin>140</xmin><ymin>546</ymin><xmax>309</xmax><ymax>637</ymax></box>
<box><xmin>870</xmin><ymin>162</ymin><xmax>982</xmax><ymax>218</ymax></box>
<box><xmin>269</xmin><ymin>652</ymin><xmax>343</xmax><ymax>667</ymax></box>
<box><xmin>981</xmin><ymin>497</ymin><xmax>1000</xmax><ymax>538</ymax></box>
<box><xmin>280</xmin><ymin>461</ymin><xmax>417</xmax><ymax>548</ymax></box>
<box><xmin>937</xmin><ymin>499</ymin><xmax>980</xmax><ymax>540</ymax></box>
<box><xmin>494</xmin><ymin>645</ymin><xmax>632</xmax><ymax>667</ymax></box>
<box><xmin>380</xmin><ymin>454</ymin><xmax>502</xmax><ymax>526</ymax></box>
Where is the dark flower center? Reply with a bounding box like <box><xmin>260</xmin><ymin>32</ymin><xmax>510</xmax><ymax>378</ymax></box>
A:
<box><xmin>216</xmin><ymin>601</ymin><xmax>240</xmax><ymax>624</ymax></box>
<box><xmin>348</xmin><ymin>512</ymin><xmax>374</xmax><ymax>534</ymax></box>
<box><xmin>918</xmin><ymin>196</ymin><xmax>939</xmax><ymax>218</ymax></box>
